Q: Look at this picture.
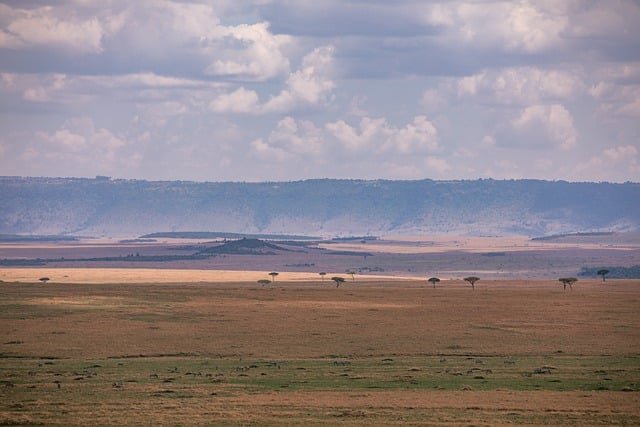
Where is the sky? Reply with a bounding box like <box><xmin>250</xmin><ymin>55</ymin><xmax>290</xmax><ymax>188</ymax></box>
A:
<box><xmin>0</xmin><ymin>1</ymin><xmax>639</xmax><ymax>183</ymax></box>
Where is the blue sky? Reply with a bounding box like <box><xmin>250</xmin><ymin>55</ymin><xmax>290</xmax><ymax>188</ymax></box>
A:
<box><xmin>0</xmin><ymin>0</ymin><xmax>639</xmax><ymax>182</ymax></box>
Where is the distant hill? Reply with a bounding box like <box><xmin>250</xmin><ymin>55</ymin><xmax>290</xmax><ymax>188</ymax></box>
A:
<box><xmin>197</xmin><ymin>238</ymin><xmax>291</xmax><ymax>255</ymax></box>
<box><xmin>141</xmin><ymin>231</ymin><xmax>318</xmax><ymax>240</ymax></box>
<box><xmin>1</xmin><ymin>176</ymin><xmax>638</xmax><ymax>237</ymax></box>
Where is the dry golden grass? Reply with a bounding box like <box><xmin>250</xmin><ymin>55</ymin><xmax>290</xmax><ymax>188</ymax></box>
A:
<box><xmin>1</xmin><ymin>274</ymin><xmax>639</xmax><ymax>425</ymax></box>
<box><xmin>0</xmin><ymin>267</ymin><xmax>391</xmax><ymax>284</ymax></box>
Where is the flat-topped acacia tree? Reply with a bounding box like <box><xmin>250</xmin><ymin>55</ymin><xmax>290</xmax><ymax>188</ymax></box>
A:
<box><xmin>319</xmin><ymin>272</ymin><xmax>327</xmax><ymax>281</ymax></box>
<box><xmin>268</xmin><ymin>272</ymin><xmax>279</xmax><ymax>283</ymax></box>
<box><xmin>331</xmin><ymin>276</ymin><xmax>346</xmax><ymax>288</ymax></box>
<box><xmin>427</xmin><ymin>277</ymin><xmax>440</xmax><ymax>288</ymax></box>
<box><xmin>559</xmin><ymin>277</ymin><xmax>578</xmax><ymax>291</ymax></box>
<box><xmin>597</xmin><ymin>269</ymin><xmax>609</xmax><ymax>282</ymax></box>
<box><xmin>463</xmin><ymin>276</ymin><xmax>480</xmax><ymax>290</ymax></box>
<box><xmin>257</xmin><ymin>279</ymin><xmax>271</xmax><ymax>286</ymax></box>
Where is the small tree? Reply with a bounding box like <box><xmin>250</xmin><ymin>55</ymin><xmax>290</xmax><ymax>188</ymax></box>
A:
<box><xmin>319</xmin><ymin>272</ymin><xmax>327</xmax><ymax>281</ymax></box>
<box><xmin>427</xmin><ymin>277</ymin><xmax>440</xmax><ymax>288</ymax></box>
<box><xmin>268</xmin><ymin>272</ymin><xmax>279</xmax><ymax>283</ymax></box>
<box><xmin>346</xmin><ymin>270</ymin><xmax>356</xmax><ymax>281</ymax></box>
<box><xmin>257</xmin><ymin>279</ymin><xmax>271</xmax><ymax>286</ymax></box>
<box><xmin>331</xmin><ymin>276</ymin><xmax>346</xmax><ymax>288</ymax></box>
<box><xmin>463</xmin><ymin>276</ymin><xmax>479</xmax><ymax>290</ymax></box>
<box><xmin>597</xmin><ymin>269</ymin><xmax>609</xmax><ymax>282</ymax></box>
<box><xmin>39</xmin><ymin>277</ymin><xmax>50</xmax><ymax>284</ymax></box>
<box><xmin>559</xmin><ymin>277</ymin><xmax>578</xmax><ymax>291</ymax></box>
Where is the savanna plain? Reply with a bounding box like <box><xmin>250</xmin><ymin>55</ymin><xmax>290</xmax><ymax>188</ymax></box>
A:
<box><xmin>1</xmin><ymin>235</ymin><xmax>639</xmax><ymax>426</ymax></box>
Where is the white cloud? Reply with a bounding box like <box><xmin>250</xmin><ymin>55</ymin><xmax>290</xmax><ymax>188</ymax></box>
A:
<box><xmin>250</xmin><ymin>137</ymin><xmax>294</xmax><ymax>162</ymax></box>
<box><xmin>34</xmin><ymin>117</ymin><xmax>125</xmax><ymax>164</ymax></box>
<box><xmin>22</xmin><ymin>74</ymin><xmax>67</xmax><ymax>102</ymax></box>
<box><xmin>604</xmin><ymin>145</ymin><xmax>638</xmax><ymax>161</ymax></box>
<box><xmin>423</xmin><ymin>1</ymin><xmax>569</xmax><ymax>53</ymax></box>
<box><xmin>84</xmin><ymin>73</ymin><xmax>222</xmax><ymax>90</ymax></box>
<box><xmin>209</xmin><ymin>45</ymin><xmax>336</xmax><ymax>114</ymax></box>
<box><xmin>424</xmin><ymin>156</ymin><xmax>451</xmax><ymax>174</ymax></box>
<box><xmin>266</xmin><ymin>116</ymin><xmax>324</xmax><ymax>156</ymax></box>
<box><xmin>391</xmin><ymin>116</ymin><xmax>439</xmax><ymax>154</ymax></box>
<box><xmin>205</xmin><ymin>22</ymin><xmax>291</xmax><ymax>81</ymax></box>
<box><xmin>0</xmin><ymin>4</ymin><xmax>111</xmax><ymax>54</ymax></box>
<box><xmin>325</xmin><ymin>115</ymin><xmax>439</xmax><ymax>156</ymax></box>
<box><xmin>456</xmin><ymin>67</ymin><xmax>584</xmax><ymax>105</ymax></box>
<box><xmin>248</xmin><ymin>114</ymin><xmax>441</xmax><ymax>178</ymax></box>
<box><xmin>574</xmin><ymin>145</ymin><xmax>639</xmax><ymax>182</ymax></box>
<box><xmin>512</xmin><ymin>104</ymin><xmax>577</xmax><ymax>150</ymax></box>
<box><xmin>263</xmin><ymin>45</ymin><xmax>336</xmax><ymax>113</ymax></box>
<box><xmin>209</xmin><ymin>87</ymin><xmax>260</xmax><ymax>114</ymax></box>
<box><xmin>590</xmin><ymin>80</ymin><xmax>640</xmax><ymax>119</ymax></box>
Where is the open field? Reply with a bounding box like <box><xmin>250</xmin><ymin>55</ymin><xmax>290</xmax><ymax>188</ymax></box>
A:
<box><xmin>1</xmin><ymin>276</ymin><xmax>639</xmax><ymax>425</ymax></box>
<box><xmin>0</xmin><ymin>267</ymin><xmax>394</xmax><ymax>284</ymax></box>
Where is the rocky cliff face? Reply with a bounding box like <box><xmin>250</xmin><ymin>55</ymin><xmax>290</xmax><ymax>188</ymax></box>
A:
<box><xmin>1</xmin><ymin>176</ymin><xmax>638</xmax><ymax>237</ymax></box>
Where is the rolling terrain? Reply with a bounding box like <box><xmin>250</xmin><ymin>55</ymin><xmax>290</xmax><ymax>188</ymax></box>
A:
<box><xmin>1</xmin><ymin>233</ymin><xmax>638</xmax><ymax>280</ymax></box>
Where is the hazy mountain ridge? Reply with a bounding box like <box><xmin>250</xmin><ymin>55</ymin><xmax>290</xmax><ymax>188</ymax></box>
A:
<box><xmin>1</xmin><ymin>176</ymin><xmax>638</xmax><ymax>237</ymax></box>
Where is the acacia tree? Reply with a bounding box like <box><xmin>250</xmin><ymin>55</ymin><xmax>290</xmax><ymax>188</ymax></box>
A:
<box><xmin>597</xmin><ymin>269</ymin><xmax>609</xmax><ymax>282</ymax></box>
<box><xmin>427</xmin><ymin>277</ymin><xmax>440</xmax><ymax>288</ymax></box>
<box><xmin>346</xmin><ymin>270</ymin><xmax>356</xmax><ymax>281</ymax></box>
<box><xmin>463</xmin><ymin>276</ymin><xmax>480</xmax><ymax>290</ymax></box>
<box><xmin>319</xmin><ymin>272</ymin><xmax>327</xmax><ymax>281</ymax></box>
<box><xmin>39</xmin><ymin>277</ymin><xmax>50</xmax><ymax>284</ymax></box>
<box><xmin>268</xmin><ymin>272</ymin><xmax>279</xmax><ymax>283</ymax></box>
<box><xmin>559</xmin><ymin>277</ymin><xmax>578</xmax><ymax>291</ymax></box>
<box><xmin>331</xmin><ymin>276</ymin><xmax>346</xmax><ymax>288</ymax></box>
<box><xmin>257</xmin><ymin>279</ymin><xmax>271</xmax><ymax>286</ymax></box>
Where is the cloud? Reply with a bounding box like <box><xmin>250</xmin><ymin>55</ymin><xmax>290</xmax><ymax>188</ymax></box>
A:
<box><xmin>456</xmin><ymin>67</ymin><xmax>584</xmax><ymax>105</ymax></box>
<box><xmin>36</xmin><ymin>117</ymin><xmax>124</xmax><ymax>155</ymax></box>
<box><xmin>574</xmin><ymin>145</ymin><xmax>639</xmax><ymax>182</ymax></box>
<box><xmin>590</xmin><ymin>81</ymin><xmax>640</xmax><ymax>119</ymax></box>
<box><xmin>266</xmin><ymin>116</ymin><xmax>324</xmax><ymax>156</ymax></box>
<box><xmin>209</xmin><ymin>45</ymin><xmax>336</xmax><ymax>114</ymax></box>
<box><xmin>205</xmin><ymin>22</ymin><xmax>291</xmax><ymax>81</ymax></box>
<box><xmin>1</xmin><ymin>1</ymin><xmax>639</xmax><ymax>184</ymax></box>
<box><xmin>209</xmin><ymin>87</ymin><xmax>260</xmax><ymax>114</ymax></box>
<box><xmin>260</xmin><ymin>1</ymin><xmax>437</xmax><ymax>37</ymax></box>
<box><xmin>14</xmin><ymin>117</ymin><xmax>128</xmax><ymax>178</ymax></box>
<box><xmin>248</xmin><ymin>114</ymin><xmax>446</xmax><ymax>179</ymax></box>
<box><xmin>423</xmin><ymin>1</ymin><xmax>640</xmax><ymax>58</ymax></box>
<box><xmin>263</xmin><ymin>45</ymin><xmax>336</xmax><ymax>112</ymax></box>
<box><xmin>511</xmin><ymin>104</ymin><xmax>577</xmax><ymax>150</ymax></box>
<box><xmin>422</xmin><ymin>1</ymin><xmax>569</xmax><ymax>54</ymax></box>
<box><xmin>604</xmin><ymin>145</ymin><xmax>638</xmax><ymax>161</ymax></box>
<box><xmin>254</xmin><ymin>114</ymin><xmax>440</xmax><ymax>158</ymax></box>
<box><xmin>22</xmin><ymin>74</ymin><xmax>67</xmax><ymax>102</ymax></box>
<box><xmin>0</xmin><ymin>3</ymin><xmax>117</xmax><ymax>54</ymax></box>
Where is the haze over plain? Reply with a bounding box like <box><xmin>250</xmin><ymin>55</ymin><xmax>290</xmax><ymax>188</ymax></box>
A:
<box><xmin>1</xmin><ymin>1</ymin><xmax>639</xmax><ymax>183</ymax></box>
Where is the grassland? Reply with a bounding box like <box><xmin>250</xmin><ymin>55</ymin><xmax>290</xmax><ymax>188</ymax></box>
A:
<box><xmin>1</xmin><ymin>276</ymin><xmax>639</xmax><ymax>426</ymax></box>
